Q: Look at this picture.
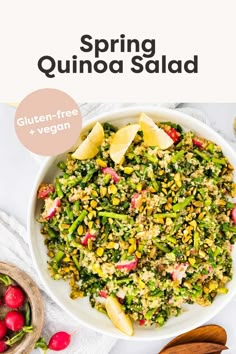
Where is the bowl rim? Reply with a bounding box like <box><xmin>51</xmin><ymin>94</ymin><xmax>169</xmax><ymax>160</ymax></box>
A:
<box><xmin>27</xmin><ymin>105</ymin><xmax>236</xmax><ymax>341</ymax></box>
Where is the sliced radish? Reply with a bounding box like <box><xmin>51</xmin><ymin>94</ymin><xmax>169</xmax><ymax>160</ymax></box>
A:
<box><xmin>231</xmin><ymin>205</ymin><xmax>236</xmax><ymax>224</ymax></box>
<box><xmin>130</xmin><ymin>190</ymin><xmax>146</xmax><ymax>209</ymax></box>
<box><xmin>208</xmin><ymin>265</ymin><xmax>213</xmax><ymax>273</ymax></box>
<box><xmin>81</xmin><ymin>232</ymin><xmax>96</xmax><ymax>246</ymax></box>
<box><xmin>130</xmin><ymin>193</ymin><xmax>142</xmax><ymax>209</ymax></box>
<box><xmin>164</xmin><ymin>127</ymin><xmax>181</xmax><ymax>144</ymax></box>
<box><xmin>139</xmin><ymin>319</ymin><xmax>146</xmax><ymax>326</ymax></box>
<box><xmin>101</xmin><ymin>167</ymin><xmax>120</xmax><ymax>183</ymax></box>
<box><xmin>172</xmin><ymin>263</ymin><xmax>189</xmax><ymax>282</ymax></box>
<box><xmin>43</xmin><ymin>197</ymin><xmax>61</xmax><ymax>220</ymax></box>
<box><xmin>116</xmin><ymin>258</ymin><xmax>138</xmax><ymax>272</ymax></box>
<box><xmin>99</xmin><ymin>290</ymin><xmax>108</xmax><ymax>298</ymax></box>
<box><xmin>116</xmin><ymin>288</ymin><xmax>127</xmax><ymax>300</ymax></box>
<box><xmin>192</xmin><ymin>138</ymin><xmax>203</xmax><ymax>148</ymax></box>
<box><xmin>37</xmin><ymin>183</ymin><xmax>55</xmax><ymax>199</ymax></box>
<box><xmin>201</xmin><ymin>265</ymin><xmax>213</xmax><ymax>281</ymax></box>
<box><xmin>227</xmin><ymin>240</ymin><xmax>233</xmax><ymax>252</ymax></box>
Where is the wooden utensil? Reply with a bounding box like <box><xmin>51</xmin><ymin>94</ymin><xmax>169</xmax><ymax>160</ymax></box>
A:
<box><xmin>159</xmin><ymin>342</ymin><xmax>228</xmax><ymax>354</ymax></box>
<box><xmin>159</xmin><ymin>325</ymin><xmax>227</xmax><ymax>353</ymax></box>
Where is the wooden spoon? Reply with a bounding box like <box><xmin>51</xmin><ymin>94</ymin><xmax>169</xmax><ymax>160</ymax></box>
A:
<box><xmin>159</xmin><ymin>342</ymin><xmax>228</xmax><ymax>354</ymax></box>
<box><xmin>159</xmin><ymin>325</ymin><xmax>227</xmax><ymax>354</ymax></box>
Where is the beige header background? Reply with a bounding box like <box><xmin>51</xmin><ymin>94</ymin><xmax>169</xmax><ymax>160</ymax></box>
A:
<box><xmin>0</xmin><ymin>0</ymin><xmax>236</xmax><ymax>102</ymax></box>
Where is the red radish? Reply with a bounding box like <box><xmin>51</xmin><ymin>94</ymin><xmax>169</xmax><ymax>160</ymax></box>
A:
<box><xmin>81</xmin><ymin>232</ymin><xmax>96</xmax><ymax>246</ymax></box>
<box><xmin>192</xmin><ymin>138</ymin><xmax>203</xmax><ymax>148</ymax></box>
<box><xmin>0</xmin><ymin>321</ymin><xmax>7</xmax><ymax>340</ymax></box>
<box><xmin>139</xmin><ymin>319</ymin><xmax>146</xmax><ymax>326</ymax></box>
<box><xmin>4</xmin><ymin>285</ymin><xmax>25</xmax><ymax>309</ymax></box>
<box><xmin>37</xmin><ymin>183</ymin><xmax>55</xmax><ymax>199</ymax></box>
<box><xmin>43</xmin><ymin>197</ymin><xmax>61</xmax><ymax>220</ymax></box>
<box><xmin>0</xmin><ymin>340</ymin><xmax>7</xmax><ymax>353</ymax></box>
<box><xmin>48</xmin><ymin>331</ymin><xmax>71</xmax><ymax>351</ymax></box>
<box><xmin>5</xmin><ymin>311</ymin><xmax>25</xmax><ymax>331</ymax></box>
<box><xmin>172</xmin><ymin>263</ymin><xmax>189</xmax><ymax>283</ymax></box>
<box><xmin>231</xmin><ymin>204</ymin><xmax>236</xmax><ymax>224</ymax></box>
<box><xmin>99</xmin><ymin>290</ymin><xmax>108</xmax><ymax>298</ymax></box>
<box><xmin>164</xmin><ymin>127</ymin><xmax>181</xmax><ymax>144</ymax></box>
<box><xmin>0</xmin><ymin>299</ymin><xmax>3</xmax><ymax>306</ymax></box>
<box><xmin>116</xmin><ymin>258</ymin><xmax>138</xmax><ymax>272</ymax></box>
<box><xmin>101</xmin><ymin>167</ymin><xmax>120</xmax><ymax>183</ymax></box>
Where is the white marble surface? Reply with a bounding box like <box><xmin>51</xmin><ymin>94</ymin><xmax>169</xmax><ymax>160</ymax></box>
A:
<box><xmin>1</xmin><ymin>103</ymin><xmax>236</xmax><ymax>354</ymax></box>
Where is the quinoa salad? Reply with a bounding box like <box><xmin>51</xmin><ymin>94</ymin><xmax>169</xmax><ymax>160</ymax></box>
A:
<box><xmin>37</xmin><ymin>117</ymin><xmax>236</xmax><ymax>334</ymax></box>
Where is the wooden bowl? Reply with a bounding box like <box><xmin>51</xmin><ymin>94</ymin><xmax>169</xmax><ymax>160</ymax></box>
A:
<box><xmin>0</xmin><ymin>262</ymin><xmax>44</xmax><ymax>354</ymax></box>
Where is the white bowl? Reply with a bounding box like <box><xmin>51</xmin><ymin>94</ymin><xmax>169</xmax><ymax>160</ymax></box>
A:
<box><xmin>28</xmin><ymin>106</ymin><xmax>236</xmax><ymax>340</ymax></box>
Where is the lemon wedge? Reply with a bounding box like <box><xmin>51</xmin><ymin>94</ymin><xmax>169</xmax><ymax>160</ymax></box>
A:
<box><xmin>72</xmin><ymin>122</ymin><xmax>104</xmax><ymax>160</ymax></box>
<box><xmin>85</xmin><ymin>121</ymin><xmax>104</xmax><ymax>146</ymax></box>
<box><xmin>105</xmin><ymin>296</ymin><xmax>134</xmax><ymax>336</ymax></box>
<box><xmin>110</xmin><ymin>124</ymin><xmax>140</xmax><ymax>164</ymax></box>
<box><xmin>139</xmin><ymin>113</ymin><xmax>173</xmax><ymax>149</ymax></box>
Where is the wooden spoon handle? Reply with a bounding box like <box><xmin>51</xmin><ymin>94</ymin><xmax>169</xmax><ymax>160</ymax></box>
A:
<box><xmin>159</xmin><ymin>342</ymin><xmax>228</xmax><ymax>354</ymax></box>
<box><xmin>159</xmin><ymin>325</ymin><xmax>227</xmax><ymax>352</ymax></box>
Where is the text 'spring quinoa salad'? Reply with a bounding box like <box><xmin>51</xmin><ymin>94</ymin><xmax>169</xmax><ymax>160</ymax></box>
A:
<box><xmin>37</xmin><ymin>114</ymin><xmax>236</xmax><ymax>336</ymax></box>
